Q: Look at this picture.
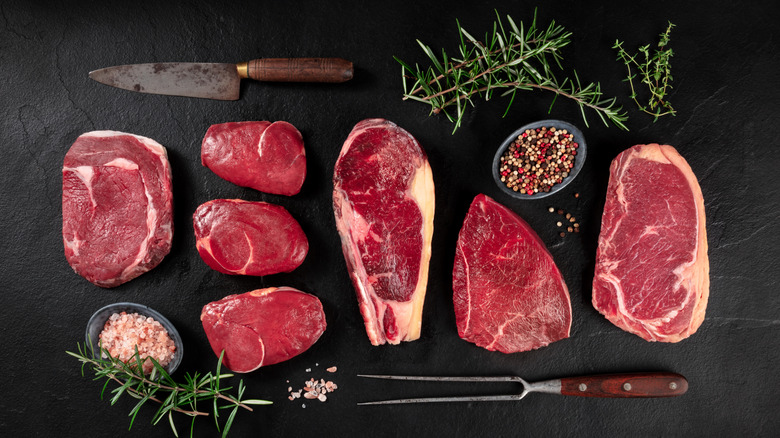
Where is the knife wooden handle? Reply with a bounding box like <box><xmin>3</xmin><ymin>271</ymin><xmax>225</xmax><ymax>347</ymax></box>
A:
<box><xmin>559</xmin><ymin>372</ymin><xmax>688</xmax><ymax>398</ymax></box>
<box><xmin>238</xmin><ymin>58</ymin><xmax>353</xmax><ymax>83</ymax></box>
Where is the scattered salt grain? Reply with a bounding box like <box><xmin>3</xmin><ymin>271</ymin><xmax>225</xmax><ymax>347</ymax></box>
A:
<box><xmin>99</xmin><ymin>311</ymin><xmax>176</xmax><ymax>374</ymax></box>
<box><xmin>305</xmin><ymin>368</ymin><xmax>312</xmax><ymax>372</ymax></box>
<box><xmin>288</xmin><ymin>374</ymin><xmax>339</xmax><ymax>404</ymax></box>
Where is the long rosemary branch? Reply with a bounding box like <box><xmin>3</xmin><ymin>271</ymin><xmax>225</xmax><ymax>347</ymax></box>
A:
<box><xmin>67</xmin><ymin>342</ymin><xmax>271</xmax><ymax>438</ymax></box>
<box><xmin>395</xmin><ymin>9</ymin><xmax>628</xmax><ymax>133</ymax></box>
<box><xmin>613</xmin><ymin>22</ymin><xmax>676</xmax><ymax>121</ymax></box>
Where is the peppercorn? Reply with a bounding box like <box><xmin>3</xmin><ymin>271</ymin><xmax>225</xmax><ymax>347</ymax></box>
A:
<box><xmin>497</xmin><ymin>125</ymin><xmax>579</xmax><ymax>195</ymax></box>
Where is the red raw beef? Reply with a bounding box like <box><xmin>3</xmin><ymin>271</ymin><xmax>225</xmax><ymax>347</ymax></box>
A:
<box><xmin>201</xmin><ymin>287</ymin><xmax>326</xmax><ymax>372</ymax></box>
<box><xmin>201</xmin><ymin>120</ymin><xmax>305</xmax><ymax>195</ymax></box>
<box><xmin>453</xmin><ymin>194</ymin><xmax>572</xmax><ymax>353</ymax></box>
<box><xmin>62</xmin><ymin>131</ymin><xmax>173</xmax><ymax>288</ymax></box>
<box><xmin>333</xmin><ymin>119</ymin><xmax>435</xmax><ymax>345</ymax></box>
<box><xmin>193</xmin><ymin>199</ymin><xmax>308</xmax><ymax>276</ymax></box>
<box><xmin>593</xmin><ymin>144</ymin><xmax>709</xmax><ymax>342</ymax></box>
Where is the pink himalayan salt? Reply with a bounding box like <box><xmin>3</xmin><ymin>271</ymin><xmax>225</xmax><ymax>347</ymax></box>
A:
<box><xmin>99</xmin><ymin>311</ymin><xmax>176</xmax><ymax>374</ymax></box>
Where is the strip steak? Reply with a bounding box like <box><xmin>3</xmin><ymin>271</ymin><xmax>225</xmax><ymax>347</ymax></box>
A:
<box><xmin>333</xmin><ymin>119</ymin><xmax>435</xmax><ymax>345</ymax></box>
<box><xmin>593</xmin><ymin>144</ymin><xmax>709</xmax><ymax>342</ymax></box>
<box><xmin>453</xmin><ymin>194</ymin><xmax>572</xmax><ymax>353</ymax></box>
<box><xmin>62</xmin><ymin>131</ymin><xmax>173</xmax><ymax>288</ymax></box>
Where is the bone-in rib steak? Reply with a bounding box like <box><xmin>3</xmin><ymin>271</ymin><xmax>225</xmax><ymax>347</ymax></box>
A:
<box><xmin>193</xmin><ymin>199</ymin><xmax>308</xmax><ymax>276</ymax></box>
<box><xmin>62</xmin><ymin>131</ymin><xmax>173</xmax><ymax>288</ymax></box>
<box><xmin>201</xmin><ymin>287</ymin><xmax>326</xmax><ymax>373</ymax></box>
<box><xmin>593</xmin><ymin>144</ymin><xmax>709</xmax><ymax>342</ymax></box>
<box><xmin>453</xmin><ymin>194</ymin><xmax>572</xmax><ymax>353</ymax></box>
<box><xmin>333</xmin><ymin>119</ymin><xmax>435</xmax><ymax>345</ymax></box>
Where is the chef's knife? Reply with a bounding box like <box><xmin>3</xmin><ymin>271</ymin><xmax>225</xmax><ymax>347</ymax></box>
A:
<box><xmin>89</xmin><ymin>58</ymin><xmax>354</xmax><ymax>100</ymax></box>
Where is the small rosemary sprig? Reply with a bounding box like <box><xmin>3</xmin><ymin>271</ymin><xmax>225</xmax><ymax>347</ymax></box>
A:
<box><xmin>613</xmin><ymin>22</ymin><xmax>676</xmax><ymax>121</ymax></box>
<box><xmin>67</xmin><ymin>342</ymin><xmax>271</xmax><ymax>438</ymax></box>
<box><xmin>395</xmin><ymin>10</ymin><xmax>628</xmax><ymax>133</ymax></box>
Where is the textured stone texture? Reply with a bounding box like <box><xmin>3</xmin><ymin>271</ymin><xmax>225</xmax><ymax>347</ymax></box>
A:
<box><xmin>1</xmin><ymin>1</ymin><xmax>779</xmax><ymax>437</ymax></box>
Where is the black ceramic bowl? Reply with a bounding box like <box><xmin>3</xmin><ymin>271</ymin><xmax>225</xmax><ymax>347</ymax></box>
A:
<box><xmin>492</xmin><ymin>119</ymin><xmax>587</xmax><ymax>200</ymax></box>
<box><xmin>85</xmin><ymin>302</ymin><xmax>183</xmax><ymax>374</ymax></box>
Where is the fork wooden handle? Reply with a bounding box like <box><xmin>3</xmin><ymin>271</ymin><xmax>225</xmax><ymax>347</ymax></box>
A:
<box><xmin>559</xmin><ymin>372</ymin><xmax>688</xmax><ymax>398</ymax></box>
<box><xmin>237</xmin><ymin>58</ymin><xmax>353</xmax><ymax>83</ymax></box>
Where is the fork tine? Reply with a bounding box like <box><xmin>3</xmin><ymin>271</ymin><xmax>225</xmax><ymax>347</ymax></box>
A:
<box><xmin>358</xmin><ymin>394</ymin><xmax>520</xmax><ymax>405</ymax></box>
<box><xmin>358</xmin><ymin>374</ymin><xmax>520</xmax><ymax>383</ymax></box>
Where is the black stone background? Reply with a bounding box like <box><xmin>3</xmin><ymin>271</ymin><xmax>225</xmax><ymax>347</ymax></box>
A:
<box><xmin>1</xmin><ymin>1</ymin><xmax>778</xmax><ymax>436</ymax></box>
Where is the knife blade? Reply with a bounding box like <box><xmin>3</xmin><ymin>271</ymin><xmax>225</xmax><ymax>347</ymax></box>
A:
<box><xmin>88</xmin><ymin>58</ymin><xmax>354</xmax><ymax>100</ymax></box>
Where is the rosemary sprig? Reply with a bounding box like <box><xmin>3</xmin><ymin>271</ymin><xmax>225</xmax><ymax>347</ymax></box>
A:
<box><xmin>66</xmin><ymin>342</ymin><xmax>271</xmax><ymax>438</ymax></box>
<box><xmin>395</xmin><ymin>9</ymin><xmax>628</xmax><ymax>133</ymax></box>
<box><xmin>613</xmin><ymin>22</ymin><xmax>676</xmax><ymax>121</ymax></box>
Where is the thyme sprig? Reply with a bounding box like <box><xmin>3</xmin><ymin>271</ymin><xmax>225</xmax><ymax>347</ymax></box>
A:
<box><xmin>395</xmin><ymin>10</ymin><xmax>628</xmax><ymax>133</ymax></box>
<box><xmin>614</xmin><ymin>22</ymin><xmax>676</xmax><ymax>121</ymax></box>
<box><xmin>67</xmin><ymin>342</ymin><xmax>271</xmax><ymax>438</ymax></box>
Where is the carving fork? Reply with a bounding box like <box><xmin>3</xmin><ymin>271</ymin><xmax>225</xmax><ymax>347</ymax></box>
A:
<box><xmin>357</xmin><ymin>372</ymin><xmax>687</xmax><ymax>405</ymax></box>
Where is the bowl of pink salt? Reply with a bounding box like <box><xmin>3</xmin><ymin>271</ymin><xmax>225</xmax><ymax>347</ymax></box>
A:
<box><xmin>86</xmin><ymin>302</ymin><xmax>183</xmax><ymax>374</ymax></box>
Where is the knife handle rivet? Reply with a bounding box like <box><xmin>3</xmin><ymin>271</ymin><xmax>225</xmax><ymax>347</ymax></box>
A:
<box><xmin>669</xmin><ymin>382</ymin><xmax>678</xmax><ymax>390</ymax></box>
<box><xmin>623</xmin><ymin>383</ymin><xmax>632</xmax><ymax>391</ymax></box>
<box><xmin>578</xmin><ymin>383</ymin><xmax>587</xmax><ymax>391</ymax></box>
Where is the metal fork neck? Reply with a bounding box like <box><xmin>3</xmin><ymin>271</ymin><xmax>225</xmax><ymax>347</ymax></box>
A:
<box><xmin>526</xmin><ymin>378</ymin><xmax>562</xmax><ymax>395</ymax></box>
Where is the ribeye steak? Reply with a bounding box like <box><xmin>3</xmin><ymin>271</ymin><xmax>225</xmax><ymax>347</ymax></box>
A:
<box><xmin>201</xmin><ymin>120</ymin><xmax>305</xmax><ymax>195</ymax></box>
<box><xmin>62</xmin><ymin>131</ymin><xmax>173</xmax><ymax>288</ymax></box>
<box><xmin>593</xmin><ymin>144</ymin><xmax>709</xmax><ymax>342</ymax></box>
<box><xmin>333</xmin><ymin>119</ymin><xmax>435</xmax><ymax>345</ymax></box>
<box><xmin>201</xmin><ymin>287</ymin><xmax>326</xmax><ymax>373</ymax></box>
<box><xmin>453</xmin><ymin>194</ymin><xmax>572</xmax><ymax>353</ymax></box>
<box><xmin>193</xmin><ymin>199</ymin><xmax>308</xmax><ymax>276</ymax></box>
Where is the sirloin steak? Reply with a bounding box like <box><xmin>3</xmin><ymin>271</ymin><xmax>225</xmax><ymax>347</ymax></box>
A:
<box><xmin>193</xmin><ymin>199</ymin><xmax>308</xmax><ymax>276</ymax></box>
<box><xmin>453</xmin><ymin>194</ymin><xmax>572</xmax><ymax>353</ymax></box>
<box><xmin>62</xmin><ymin>131</ymin><xmax>173</xmax><ymax>288</ymax></box>
<box><xmin>333</xmin><ymin>119</ymin><xmax>435</xmax><ymax>345</ymax></box>
<box><xmin>201</xmin><ymin>120</ymin><xmax>306</xmax><ymax>195</ymax></box>
<box><xmin>201</xmin><ymin>287</ymin><xmax>326</xmax><ymax>373</ymax></box>
<box><xmin>593</xmin><ymin>144</ymin><xmax>709</xmax><ymax>342</ymax></box>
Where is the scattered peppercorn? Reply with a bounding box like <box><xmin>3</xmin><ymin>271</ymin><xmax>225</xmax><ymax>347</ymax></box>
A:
<box><xmin>574</xmin><ymin>192</ymin><xmax>580</xmax><ymax>198</ymax></box>
<box><xmin>557</xmin><ymin>209</ymin><xmax>564</xmax><ymax>215</ymax></box>
<box><xmin>548</xmin><ymin>207</ymin><xmax>555</xmax><ymax>213</ymax></box>
<box><xmin>498</xmin><ymin>126</ymin><xmax>580</xmax><ymax>195</ymax></box>
<box><xmin>557</xmin><ymin>221</ymin><xmax>563</xmax><ymax>227</ymax></box>
<box><xmin>559</xmin><ymin>232</ymin><xmax>566</xmax><ymax>237</ymax></box>
<box><xmin>567</xmin><ymin>226</ymin><xmax>573</xmax><ymax>232</ymax></box>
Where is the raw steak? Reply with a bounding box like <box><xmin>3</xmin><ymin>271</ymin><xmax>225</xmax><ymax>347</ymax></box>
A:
<box><xmin>453</xmin><ymin>194</ymin><xmax>572</xmax><ymax>353</ymax></box>
<box><xmin>62</xmin><ymin>131</ymin><xmax>173</xmax><ymax>288</ymax></box>
<box><xmin>193</xmin><ymin>199</ymin><xmax>308</xmax><ymax>276</ymax></box>
<box><xmin>333</xmin><ymin>119</ymin><xmax>435</xmax><ymax>345</ymax></box>
<box><xmin>201</xmin><ymin>287</ymin><xmax>326</xmax><ymax>372</ymax></box>
<box><xmin>201</xmin><ymin>120</ymin><xmax>305</xmax><ymax>195</ymax></box>
<box><xmin>593</xmin><ymin>144</ymin><xmax>709</xmax><ymax>342</ymax></box>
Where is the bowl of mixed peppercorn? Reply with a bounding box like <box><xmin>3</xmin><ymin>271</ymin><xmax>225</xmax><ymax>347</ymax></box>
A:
<box><xmin>493</xmin><ymin>119</ymin><xmax>586</xmax><ymax>199</ymax></box>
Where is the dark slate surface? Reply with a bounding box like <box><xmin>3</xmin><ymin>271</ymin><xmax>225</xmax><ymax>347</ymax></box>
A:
<box><xmin>2</xmin><ymin>1</ymin><xmax>778</xmax><ymax>436</ymax></box>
